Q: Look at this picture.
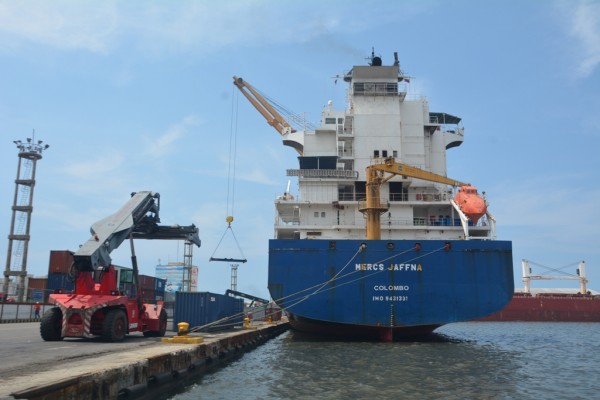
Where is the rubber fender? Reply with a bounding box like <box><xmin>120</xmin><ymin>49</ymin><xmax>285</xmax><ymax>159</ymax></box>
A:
<box><xmin>117</xmin><ymin>383</ymin><xmax>147</xmax><ymax>399</ymax></box>
<box><xmin>191</xmin><ymin>359</ymin><xmax>206</xmax><ymax>370</ymax></box>
<box><xmin>173</xmin><ymin>368</ymin><xmax>188</xmax><ymax>379</ymax></box>
<box><xmin>148</xmin><ymin>372</ymin><xmax>174</xmax><ymax>387</ymax></box>
<box><xmin>218</xmin><ymin>349</ymin><xmax>230</xmax><ymax>359</ymax></box>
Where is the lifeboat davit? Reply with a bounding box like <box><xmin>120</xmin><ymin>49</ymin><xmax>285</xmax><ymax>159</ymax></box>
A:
<box><xmin>454</xmin><ymin>185</ymin><xmax>487</xmax><ymax>223</ymax></box>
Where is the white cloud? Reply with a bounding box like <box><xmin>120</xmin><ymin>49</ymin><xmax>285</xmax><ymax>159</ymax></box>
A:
<box><xmin>61</xmin><ymin>153</ymin><xmax>125</xmax><ymax>178</ymax></box>
<box><xmin>0</xmin><ymin>0</ymin><xmax>119</xmax><ymax>53</ymax></box>
<box><xmin>143</xmin><ymin>115</ymin><xmax>200</xmax><ymax>158</ymax></box>
<box><xmin>563</xmin><ymin>0</ymin><xmax>600</xmax><ymax>78</ymax></box>
<box><xmin>0</xmin><ymin>1</ymin><xmax>428</xmax><ymax>56</ymax></box>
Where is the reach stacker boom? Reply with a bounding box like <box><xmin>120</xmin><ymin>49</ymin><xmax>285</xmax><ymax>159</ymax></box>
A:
<box><xmin>41</xmin><ymin>191</ymin><xmax>200</xmax><ymax>342</ymax></box>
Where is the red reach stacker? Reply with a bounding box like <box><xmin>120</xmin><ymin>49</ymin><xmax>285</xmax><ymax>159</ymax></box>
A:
<box><xmin>40</xmin><ymin>191</ymin><xmax>201</xmax><ymax>342</ymax></box>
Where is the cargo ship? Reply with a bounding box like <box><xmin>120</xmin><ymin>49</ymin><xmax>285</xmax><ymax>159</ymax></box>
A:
<box><xmin>479</xmin><ymin>259</ymin><xmax>600</xmax><ymax>322</ymax></box>
<box><xmin>235</xmin><ymin>50</ymin><xmax>514</xmax><ymax>341</ymax></box>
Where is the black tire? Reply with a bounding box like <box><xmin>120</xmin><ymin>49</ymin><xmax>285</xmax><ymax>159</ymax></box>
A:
<box><xmin>143</xmin><ymin>309</ymin><xmax>168</xmax><ymax>337</ymax></box>
<box><xmin>102</xmin><ymin>309</ymin><xmax>127</xmax><ymax>342</ymax></box>
<box><xmin>40</xmin><ymin>307</ymin><xmax>63</xmax><ymax>341</ymax></box>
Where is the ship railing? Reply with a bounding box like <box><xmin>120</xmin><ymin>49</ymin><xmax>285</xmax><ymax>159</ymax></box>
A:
<box><xmin>274</xmin><ymin>213</ymin><xmax>487</xmax><ymax>232</ymax></box>
<box><xmin>337</xmin><ymin>148</ymin><xmax>354</xmax><ymax>158</ymax></box>
<box><xmin>353</xmin><ymin>82</ymin><xmax>398</xmax><ymax>96</ymax></box>
<box><xmin>287</xmin><ymin>169</ymin><xmax>358</xmax><ymax>179</ymax></box>
<box><xmin>389</xmin><ymin>193</ymin><xmax>408</xmax><ymax>201</ymax></box>
<box><xmin>357</xmin><ymin>199</ymin><xmax>389</xmax><ymax>213</ymax></box>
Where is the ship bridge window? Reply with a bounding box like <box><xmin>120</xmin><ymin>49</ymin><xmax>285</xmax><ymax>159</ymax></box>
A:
<box><xmin>382</xmin><ymin>150</ymin><xmax>388</xmax><ymax>157</ymax></box>
<box><xmin>353</xmin><ymin>82</ymin><xmax>398</xmax><ymax>96</ymax></box>
<box><xmin>355</xmin><ymin>181</ymin><xmax>366</xmax><ymax>201</ymax></box>
<box><xmin>374</xmin><ymin>150</ymin><xmax>380</xmax><ymax>157</ymax></box>
<box><xmin>325</xmin><ymin>117</ymin><xmax>336</xmax><ymax>124</ymax></box>
<box><xmin>299</xmin><ymin>156</ymin><xmax>338</xmax><ymax>170</ymax></box>
<box><xmin>338</xmin><ymin>184</ymin><xmax>354</xmax><ymax>201</ymax></box>
<box><xmin>389</xmin><ymin>182</ymin><xmax>407</xmax><ymax>201</ymax></box>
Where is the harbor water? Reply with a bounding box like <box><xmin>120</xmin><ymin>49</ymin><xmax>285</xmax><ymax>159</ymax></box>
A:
<box><xmin>163</xmin><ymin>322</ymin><xmax>600</xmax><ymax>399</ymax></box>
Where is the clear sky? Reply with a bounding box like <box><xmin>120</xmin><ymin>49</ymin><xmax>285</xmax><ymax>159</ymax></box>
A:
<box><xmin>1</xmin><ymin>0</ymin><xmax>599</xmax><ymax>300</ymax></box>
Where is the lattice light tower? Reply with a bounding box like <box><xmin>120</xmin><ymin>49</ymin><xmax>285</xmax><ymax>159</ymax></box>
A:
<box><xmin>230</xmin><ymin>263</ymin><xmax>238</xmax><ymax>291</ymax></box>
<box><xmin>3</xmin><ymin>136</ymin><xmax>49</xmax><ymax>302</ymax></box>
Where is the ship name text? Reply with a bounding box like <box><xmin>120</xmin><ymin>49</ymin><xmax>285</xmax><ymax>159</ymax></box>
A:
<box><xmin>356</xmin><ymin>263</ymin><xmax>422</xmax><ymax>272</ymax></box>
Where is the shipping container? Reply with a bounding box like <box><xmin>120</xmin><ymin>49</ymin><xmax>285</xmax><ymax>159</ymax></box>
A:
<box><xmin>141</xmin><ymin>288</ymin><xmax>156</xmax><ymax>304</ymax></box>
<box><xmin>27</xmin><ymin>277</ymin><xmax>47</xmax><ymax>291</ymax></box>
<box><xmin>31</xmin><ymin>289</ymin><xmax>45</xmax><ymax>302</ymax></box>
<box><xmin>48</xmin><ymin>250</ymin><xmax>74</xmax><ymax>274</ymax></box>
<box><xmin>47</xmin><ymin>273</ymin><xmax>75</xmax><ymax>293</ymax></box>
<box><xmin>119</xmin><ymin>283</ymin><xmax>137</xmax><ymax>299</ymax></box>
<box><xmin>138</xmin><ymin>275</ymin><xmax>156</xmax><ymax>290</ymax></box>
<box><xmin>155</xmin><ymin>277</ymin><xmax>166</xmax><ymax>292</ymax></box>
<box><xmin>174</xmin><ymin>292</ymin><xmax>244</xmax><ymax>332</ymax></box>
<box><xmin>26</xmin><ymin>277</ymin><xmax>48</xmax><ymax>302</ymax></box>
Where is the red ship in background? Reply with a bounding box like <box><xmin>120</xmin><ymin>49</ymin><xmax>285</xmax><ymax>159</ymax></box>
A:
<box><xmin>480</xmin><ymin>259</ymin><xmax>600</xmax><ymax>322</ymax></box>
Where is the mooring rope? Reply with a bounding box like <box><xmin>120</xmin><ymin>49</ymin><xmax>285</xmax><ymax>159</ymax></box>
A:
<box><xmin>185</xmin><ymin>243</ymin><xmax>446</xmax><ymax>333</ymax></box>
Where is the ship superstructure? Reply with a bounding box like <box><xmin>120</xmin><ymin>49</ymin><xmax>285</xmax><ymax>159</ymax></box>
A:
<box><xmin>273</xmin><ymin>52</ymin><xmax>493</xmax><ymax>242</ymax></box>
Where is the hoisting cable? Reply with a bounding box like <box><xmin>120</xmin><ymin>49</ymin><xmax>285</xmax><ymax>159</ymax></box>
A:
<box><xmin>209</xmin><ymin>83</ymin><xmax>247</xmax><ymax>263</ymax></box>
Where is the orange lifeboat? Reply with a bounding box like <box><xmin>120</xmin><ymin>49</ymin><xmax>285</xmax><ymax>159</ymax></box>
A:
<box><xmin>454</xmin><ymin>185</ymin><xmax>487</xmax><ymax>223</ymax></box>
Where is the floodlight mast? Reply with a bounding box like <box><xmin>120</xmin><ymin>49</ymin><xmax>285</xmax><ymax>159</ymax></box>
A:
<box><xmin>3</xmin><ymin>134</ymin><xmax>49</xmax><ymax>302</ymax></box>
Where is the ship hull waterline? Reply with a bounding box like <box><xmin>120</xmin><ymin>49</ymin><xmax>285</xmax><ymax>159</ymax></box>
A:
<box><xmin>268</xmin><ymin>239</ymin><xmax>514</xmax><ymax>341</ymax></box>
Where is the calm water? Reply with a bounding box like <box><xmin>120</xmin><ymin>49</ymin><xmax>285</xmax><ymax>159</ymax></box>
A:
<box><xmin>165</xmin><ymin>322</ymin><xmax>600</xmax><ymax>400</ymax></box>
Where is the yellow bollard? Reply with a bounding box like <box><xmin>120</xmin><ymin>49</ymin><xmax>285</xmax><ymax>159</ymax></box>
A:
<box><xmin>243</xmin><ymin>317</ymin><xmax>257</xmax><ymax>330</ymax></box>
<box><xmin>161</xmin><ymin>321</ymin><xmax>204</xmax><ymax>344</ymax></box>
<box><xmin>178</xmin><ymin>322</ymin><xmax>190</xmax><ymax>336</ymax></box>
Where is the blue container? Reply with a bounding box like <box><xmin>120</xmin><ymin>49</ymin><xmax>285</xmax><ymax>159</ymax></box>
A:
<box><xmin>173</xmin><ymin>292</ymin><xmax>243</xmax><ymax>332</ymax></box>
<box><xmin>155</xmin><ymin>278</ymin><xmax>166</xmax><ymax>292</ymax></box>
<box><xmin>47</xmin><ymin>272</ymin><xmax>75</xmax><ymax>292</ymax></box>
<box><xmin>31</xmin><ymin>289</ymin><xmax>44</xmax><ymax>302</ymax></box>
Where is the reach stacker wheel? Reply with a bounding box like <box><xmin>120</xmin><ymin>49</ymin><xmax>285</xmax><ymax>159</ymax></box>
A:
<box><xmin>102</xmin><ymin>309</ymin><xmax>127</xmax><ymax>342</ymax></box>
<box><xmin>40</xmin><ymin>307</ymin><xmax>64</xmax><ymax>341</ymax></box>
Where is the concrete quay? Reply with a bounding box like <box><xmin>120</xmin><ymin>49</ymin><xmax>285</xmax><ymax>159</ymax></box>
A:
<box><xmin>0</xmin><ymin>321</ymin><xmax>288</xmax><ymax>400</ymax></box>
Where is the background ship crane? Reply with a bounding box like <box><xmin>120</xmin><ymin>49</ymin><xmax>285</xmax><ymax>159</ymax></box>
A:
<box><xmin>521</xmin><ymin>259</ymin><xmax>588</xmax><ymax>294</ymax></box>
<box><xmin>361</xmin><ymin>157</ymin><xmax>485</xmax><ymax>240</ymax></box>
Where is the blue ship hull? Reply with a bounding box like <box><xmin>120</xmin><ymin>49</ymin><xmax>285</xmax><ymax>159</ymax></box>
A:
<box><xmin>268</xmin><ymin>239</ymin><xmax>513</xmax><ymax>341</ymax></box>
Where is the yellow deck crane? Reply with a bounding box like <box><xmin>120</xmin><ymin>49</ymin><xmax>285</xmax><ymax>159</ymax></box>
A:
<box><xmin>232</xmin><ymin>76</ymin><xmax>305</xmax><ymax>155</ymax></box>
<box><xmin>360</xmin><ymin>157</ymin><xmax>484</xmax><ymax>240</ymax></box>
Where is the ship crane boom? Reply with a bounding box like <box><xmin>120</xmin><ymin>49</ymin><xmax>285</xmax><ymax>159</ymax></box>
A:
<box><xmin>233</xmin><ymin>76</ymin><xmax>304</xmax><ymax>155</ymax></box>
<box><xmin>361</xmin><ymin>157</ymin><xmax>483</xmax><ymax>240</ymax></box>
